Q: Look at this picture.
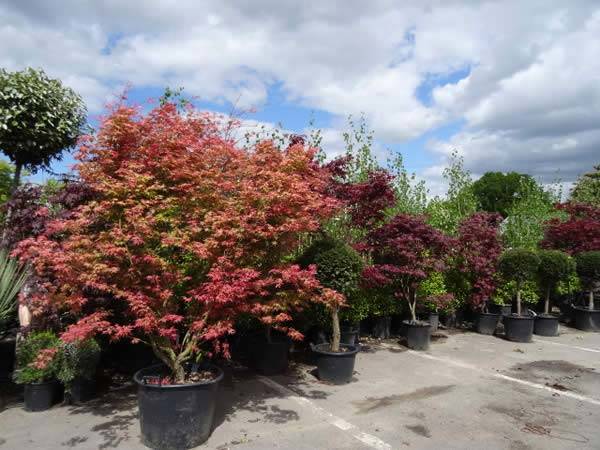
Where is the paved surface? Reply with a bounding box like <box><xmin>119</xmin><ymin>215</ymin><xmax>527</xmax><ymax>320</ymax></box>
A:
<box><xmin>2</xmin><ymin>326</ymin><xmax>600</xmax><ymax>449</ymax></box>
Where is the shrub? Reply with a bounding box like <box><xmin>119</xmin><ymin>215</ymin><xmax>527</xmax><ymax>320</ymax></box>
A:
<box><xmin>499</xmin><ymin>249</ymin><xmax>540</xmax><ymax>315</ymax></box>
<box><xmin>491</xmin><ymin>280</ymin><xmax>539</xmax><ymax>307</ymax></box>
<box><xmin>575</xmin><ymin>251</ymin><xmax>600</xmax><ymax>309</ymax></box>
<box><xmin>537</xmin><ymin>250</ymin><xmax>573</xmax><ymax>314</ymax></box>
<box><xmin>13</xmin><ymin>331</ymin><xmax>61</xmax><ymax>384</ymax></box>
<box><xmin>417</xmin><ymin>272</ymin><xmax>454</xmax><ymax>314</ymax></box>
<box><xmin>57</xmin><ymin>338</ymin><xmax>101</xmax><ymax>392</ymax></box>
<box><xmin>542</xmin><ymin>203</ymin><xmax>600</xmax><ymax>254</ymax></box>
<box><xmin>0</xmin><ymin>248</ymin><xmax>28</xmax><ymax>333</ymax></box>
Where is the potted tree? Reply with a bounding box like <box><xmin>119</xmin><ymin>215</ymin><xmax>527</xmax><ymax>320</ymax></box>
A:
<box><xmin>362</xmin><ymin>214</ymin><xmax>451</xmax><ymax>350</ymax></box>
<box><xmin>57</xmin><ymin>338</ymin><xmax>101</xmax><ymax>403</ymax></box>
<box><xmin>498</xmin><ymin>249</ymin><xmax>540</xmax><ymax>342</ymax></box>
<box><xmin>535</xmin><ymin>250</ymin><xmax>573</xmax><ymax>336</ymax></box>
<box><xmin>13</xmin><ymin>331</ymin><xmax>62</xmax><ymax>411</ymax></box>
<box><xmin>16</xmin><ymin>101</ymin><xmax>338</xmax><ymax>448</ymax></box>
<box><xmin>298</xmin><ymin>237</ymin><xmax>363</xmax><ymax>383</ymax></box>
<box><xmin>417</xmin><ymin>272</ymin><xmax>453</xmax><ymax>332</ymax></box>
<box><xmin>573</xmin><ymin>251</ymin><xmax>600</xmax><ymax>331</ymax></box>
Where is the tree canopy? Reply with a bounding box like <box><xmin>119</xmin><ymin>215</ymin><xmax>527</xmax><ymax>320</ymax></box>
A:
<box><xmin>472</xmin><ymin>171</ymin><xmax>544</xmax><ymax>217</ymax></box>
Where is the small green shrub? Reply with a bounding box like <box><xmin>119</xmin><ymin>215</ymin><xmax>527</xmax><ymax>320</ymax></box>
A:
<box><xmin>14</xmin><ymin>331</ymin><xmax>61</xmax><ymax>384</ymax></box>
<box><xmin>499</xmin><ymin>249</ymin><xmax>540</xmax><ymax>315</ymax></box>
<box><xmin>575</xmin><ymin>251</ymin><xmax>600</xmax><ymax>309</ymax></box>
<box><xmin>537</xmin><ymin>250</ymin><xmax>574</xmax><ymax>313</ymax></box>
<box><xmin>418</xmin><ymin>272</ymin><xmax>454</xmax><ymax>313</ymax></box>
<box><xmin>492</xmin><ymin>280</ymin><xmax>539</xmax><ymax>306</ymax></box>
<box><xmin>57</xmin><ymin>339</ymin><xmax>101</xmax><ymax>391</ymax></box>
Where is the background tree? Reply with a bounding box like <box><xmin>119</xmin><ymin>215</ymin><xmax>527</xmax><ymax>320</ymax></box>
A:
<box><xmin>542</xmin><ymin>203</ymin><xmax>600</xmax><ymax>254</ymax></box>
<box><xmin>537</xmin><ymin>250</ymin><xmax>573</xmax><ymax>315</ymax></box>
<box><xmin>571</xmin><ymin>163</ymin><xmax>600</xmax><ymax>207</ymax></box>
<box><xmin>0</xmin><ymin>68</ymin><xmax>86</xmax><ymax>190</ymax></box>
<box><xmin>472</xmin><ymin>171</ymin><xmax>544</xmax><ymax>217</ymax></box>
<box><xmin>498</xmin><ymin>249</ymin><xmax>540</xmax><ymax>315</ymax></box>
<box><xmin>575</xmin><ymin>251</ymin><xmax>600</xmax><ymax>310</ymax></box>
<box><xmin>0</xmin><ymin>161</ymin><xmax>14</xmax><ymax>204</ymax></box>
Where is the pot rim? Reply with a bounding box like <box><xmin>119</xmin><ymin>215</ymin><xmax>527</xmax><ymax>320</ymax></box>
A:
<box><xmin>572</xmin><ymin>305</ymin><xmax>600</xmax><ymax>313</ymax></box>
<box><xmin>402</xmin><ymin>320</ymin><xmax>431</xmax><ymax>328</ymax></box>
<box><xmin>25</xmin><ymin>379</ymin><xmax>59</xmax><ymax>386</ymax></box>
<box><xmin>134</xmin><ymin>363</ymin><xmax>223</xmax><ymax>389</ymax></box>
<box><xmin>535</xmin><ymin>313</ymin><xmax>559</xmax><ymax>319</ymax></box>
<box><xmin>479</xmin><ymin>312</ymin><xmax>501</xmax><ymax>317</ymax></box>
<box><xmin>504</xmin><ymin>314</ymin><xmax>535</xmax><ymax>321</ymax></box>
<box><xmin>312</xmin><ymin>343</ymin><xmax>359</xmax><ymax>356</ymax></box>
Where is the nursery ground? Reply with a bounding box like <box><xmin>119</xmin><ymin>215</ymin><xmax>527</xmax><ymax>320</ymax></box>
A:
<box><xmin>1</xmin><ymin>327</ymin><xmax>600</xmax><ymax>450</ymax></box>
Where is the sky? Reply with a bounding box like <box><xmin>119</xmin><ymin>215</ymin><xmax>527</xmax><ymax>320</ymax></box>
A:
<box><xmin>1</xmin><ymin>0</ymin><xmax>599</xmax><ymax>196</ymax></box>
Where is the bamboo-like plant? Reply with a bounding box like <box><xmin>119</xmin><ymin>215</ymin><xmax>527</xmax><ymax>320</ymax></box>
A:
<box><xmin>0</xmin><ymin>248</ymin><xmax>28</xmax><ymax>331</ymax></box>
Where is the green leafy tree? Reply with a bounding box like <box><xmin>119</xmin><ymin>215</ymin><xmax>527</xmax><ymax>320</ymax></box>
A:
<box><xmin>472</xmin><ymin>171</ymin><xmax>545</xmax><ymax>217</ymax></box>
<box><xmin>575</xmin><ymin>251</ymin><xmax>600</xmax><ymax>310</ymax></box>
<box><xmin>0</xmin><ymin>68</ymin><xmax>86</xmax><ymax>190</ymax></box>
<box><xmin>387</xmin><ymin>152</ymin><xmax>428</xmax><ymax>215</ymax></box>
<box><xmin>537</xmin><ymin>250</ymin><xmax>574</xmax><ymax>314</ymax></box>
<box><xmin>571</xmin><ymin>164</ymin><xmax>600</xmax><ymax>207</ymax></box>
<box><xmin>426</xmin><ymin>151</ymin><xmax>477</xmax><ymax>235</ymax></box>
<box><xmin>0</xmin><ymin>160</ymin><xmax>14</xmax><ymax>204</ymax></box>
<box><xmin>499</xmin><ymin>249</ymin><xmax>540</xmax><ymax>315</ymax></box>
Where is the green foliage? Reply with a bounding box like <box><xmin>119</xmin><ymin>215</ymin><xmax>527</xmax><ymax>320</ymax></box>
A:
<box><xmin>57</xmin><ymin>339</ymin><xmax>101</xmax><ymax>390</ymax></box>
<box><xmin>571</xmin><ymin>164</ymin><xmax>600</xmax><ymax>207</ymax></box>
<box><xmin>14</xmin><ymin>331</ymin><xmax>60</xmax><ymax>384</ymax></box>
<box><xmin>575</xmin><ymin>251</ymin><xmax>600</xmax><ymax>290</ymax></box>
<box><xmin>0</xmin><ymin>68</ymin><xmax>86</xmax><ymax>182</ymax></box>
<box><xmin>502</xmin><ymin>179</ymin><xmax>563</xmax><ymax>250</ymax></box>
<box><xmin>418</xmin><ymin>272</ymin><xmax>453</xmax><ymax>313</ymax></box>
<box><xmin>341</xmin><ymin>114</ymin><xmax>379</xmax><ymax>183</ymax></box>
<box><xmin>537</xmin><ymin>250</ymin><xmax>573</xmax><ymax>290</ymax></box>
<box><xmin>492</xmin><ymin>280</ymin><xmax>540</xmax><ymax>306</ymax></box>
<box><xmin>499</xmin><ymin>249</ymin><xmax>540</xmax><ymax>285</ymax></box>
<box><xmin>426</xmin><ymin>151</ymin><xmax>477</xmax><ymax>235</ymax></box>
<box><xmin>556</xmin><ymin>270</ymin><xmax>581</xmax><ymax>296</ymax></box>
<box><xmin>0</xmin><ymin>248</ymin><xmax>28</xmax><ymax>332</ymax></box>
<box><xmin>387</xmin><ymin>152</ymin><xmax>428</xmax><ymax>216</ymax></box>
<box><xmin>0</xmin><ymin>160</ymin><xmax>14</xmax><ymax>203</ymax></box>
<box><xmin>472</xmin><ymin>171</ymin><xmax>545</xmax><ymax>217</ymax></box>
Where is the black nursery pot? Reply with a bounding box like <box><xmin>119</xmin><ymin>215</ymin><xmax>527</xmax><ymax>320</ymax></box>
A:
<box><xmin>428</xmin><ymin>312</ymin><xmax>439</xmax><ymax>332</ymax></box>
<box><xmin>312</xmin><ymin>343</ymin><xmax>359</xmax><ymax>384</ymax></box>
<box><xmin>403</xmin><ymin>321</ymin><xmax>431</xmax><ymax>351</ymax></box>
<box><xmin>488</xmin><ymin>304</ymin><xmax>512</xmax><ymax>316</ymax></box>
<box><xmin>573</xmin><ymin>306</ymin><xmax>600</xmax><ymax>332</ymax></box>
<box><xmin>24</xmin><ymin>380</ymin><xmax>62</xmax><ymax>412</ymax></box>
<box><xmin>251</xmin><ymin>339</ymin><xmax>290</xmax><ymax>375</ymax></box>
<box><xmin>476</xmin><ymin>312</ymin><xmax>500</xmax><ymax>335</ymax></box>
<box><xmin>134</xmin><ymin>364</ymin><xmax>223</xmax><ymax>450</ymax></box>
<box><xmin>534</xmin><ymin>314</ymin><xmax>559</xmax><ymax>337</ymax></box>
<box><xmin>70</xmin><ymin>377</ymin><xmax>97</xmax><ymax>403</ymax></box>
<box><xmin>503</xmin><ymin>315</ymin><xmax>534</xmax><ymax>343</ymax></box>
<box><xmin>340</xmin><ymin>324</ymin><xmax>359</xmax><ymax>346</ymax></box>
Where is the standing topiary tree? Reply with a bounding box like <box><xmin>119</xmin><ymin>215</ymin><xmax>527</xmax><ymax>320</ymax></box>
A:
<box><xmin>361</xmin><ymin>214</ymin><xmax>452</xmax><ymax>323</ymax></box>
<box><xmin>15</xmin><ymin>101</ymin><xmax>339</xmax><ymax>383</ymax></box>
<box><xmin>0</xmin><ymin>68</ymin><xmax>86</xmax><ymax>190</ymax></box>
<box><xmin>498</xmin><ymin>249</ymin><xmax>540</xmax><ymax>316</ymax></box>
<box><xmin>575</xmin><ymin>251</ymin><xmax>600</xmax><ymax>310</ymax></box>
<box><xmin>537</xmin><ymin>250</ymin><xmax>573</xmax><ymax>315</ymax></box>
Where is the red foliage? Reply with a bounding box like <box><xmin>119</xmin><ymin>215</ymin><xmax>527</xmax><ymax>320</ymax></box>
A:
<box><xmin>361</xmin><ymin>214</ymin><xmax>452</xmax><ymax>320</ymax></box>
<box><xmin>455</xmin><ymin>212</ymin><xmax>503</xmax><ymax>311</ymax></box>
<box><xmin>15</xmin><ymin>101</ymin><xmax>340</xmax><ymax>379</ymax></box>
<box><xmin>542</xmin><ymin>203</ymin><xmax>600</xmax><ymax>254</ymax></box>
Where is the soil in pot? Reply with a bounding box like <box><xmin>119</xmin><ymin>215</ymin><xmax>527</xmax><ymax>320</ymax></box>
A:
<box><xmin>476</xmin><ymin>312</ymin><xmax>500</xmax><ymax>335</ymax></box>
<box><xmin>312</xmin><ymin>343</ymin><xmax>359</xmax><ymax>384</ymax></box>
<box><xmin>573</xmin><ymin>306</ymin><xmax>600</xmax><ymax>332</ymax></box>
<box><xmin>69</xmin><ymin>377</ymin><xmax>96</xmax><ymax>403</ymax></box>
<box><xmin>503</xmin><ymin>315</ymin><xmax>535</xmax><ymax>343</ymax></box>
<box><xmin>250</xmin><ymin>338</ymin><xmax>290</xmax><ymax>375</ymax></box>
<box><xmin>534</xmin><ymin>314</ymin><xmax>559</xmax><ymax>337</ymax></box>
<box><xmin>403</xmin><ymin>320</ymin><xmax>431</xmax><ymax>351</ymax></box>
<box><xmin>135</xmin><ymin>364</ymin><xmax>223</xmax><ymax>450</ymax></box>
<box><xmin>428</xmin><ymin>313</ymin><xmax>439</xmax><ymax>332</ymax></box>
<box><xmin>24</xmin><ymin>380</ymin><xmax>62</xmax><ymax>412</ymax></box>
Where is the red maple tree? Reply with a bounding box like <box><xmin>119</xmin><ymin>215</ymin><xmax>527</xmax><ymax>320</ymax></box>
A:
<box><xmin>542</xmin><ymin>203</ymin><xmax>600</xmax><ymax>254</ymax></box>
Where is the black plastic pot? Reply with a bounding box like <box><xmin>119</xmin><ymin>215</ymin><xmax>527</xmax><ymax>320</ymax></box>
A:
<box><xmin>0</xmin><ymin>336</ymin><xmax>16</xmax><ymax>382</ymax></box>
<box><xmin>24</xmin><ymin>380</ymin><xmax>62</xmax><ymax>412</ymax></box>
<box><xmin>534</xmin><ymin>314</ymin><xmax>559</xmax><ymax>337</ymax></box>
<box><xmin>371</xmin><ymin>316</ymin><xmax>392</xmax><ymax>339</ymax></box>
<box><xmin>403</xmin><ymin>321</ymin><xmax>431</xmax><ymax>351</ymax></box>
<box><xmin>428</xmin><ymin>313</ymin><xmax>439</xmax><ymax>332</ymax></box>
<box><xmin>489</xmin><ymin>304</ymin><xmax>511</xmax><ymax>316</ymax></box>
<box><xmin>134</xmin><ymin>364</ymin><xmax>223</xmax><ymax>450</ymax></box>
<box><xmin>573</xmin><ymin>306</ymin><xmax>600</xmax><ymax>332</ymax></box>
<box><xmin>503</xmin><ymin>315</ymin><xmax>535</xmax><ymax>342</ymax></box>
<box><xmin>476</xmin><ymin>313</ymin><xmax>500</xmax><ymax>335</ymax></box>
<box><xmin>312</xmin><ymin>343</ymin><xmax>359</xmax><ymax>384</ymax></box>
<box><xmin>251</xmin><ymin>339</ymin><xmax>289</xmax><ymax>375</ymax></box>
<box><xmin>340</xmin><ymin>327</ymin><xmax>359</xmax><ymax>346</ymax></box>
<box><xmin>70</xmin><ymin>377</ymin><xmax>96</xmax><ymax>403</ymax></box>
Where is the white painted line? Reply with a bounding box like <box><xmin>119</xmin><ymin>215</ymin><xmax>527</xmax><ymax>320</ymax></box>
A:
<box><xmin>533</xmin><ymin>338</ymin><xmax>600</xmax><ymax>354</ymax></box>
<box><xmin>377</xmin><ymin>343</ymin><xmax>600</xmax><ymax>408</ymax></box>
<box><xmin>257</xmin><ymin>375</ymin><xmax>392</xmax><ymax>450</ymax></box>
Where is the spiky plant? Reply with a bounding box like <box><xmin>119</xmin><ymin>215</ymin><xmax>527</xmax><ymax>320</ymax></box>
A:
<box><xmin>0</xmin><ymin>248</ymin><xmax>28</xmax><ymax>333</ymax></box>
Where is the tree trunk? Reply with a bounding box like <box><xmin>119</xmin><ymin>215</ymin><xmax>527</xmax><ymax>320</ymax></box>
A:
<box><xmin>589</xmin><ymin>289</ymin><xmax>594</xmax><ymax>310</ymax></box>
<box><xmin>545</xmin><ymin>286</ymin><xmax>550</xmax><ymax>314</ymax></box>
<box><xmin>265</xmin><ymin>325</ymin><xmax>272</xmax><ymax>344</ymax></box>
<box><xmin>11</xmin><ymin>163</ymin><xmax>22</xmax><ymax>194</ymax></box>
<box><xmin>516</xmin><ymin>284</ymin><xmax>522</xmax><ymax>316</ymax></box>
<box><xmin>331</xmin><ymin>307</ymin><xmax>340</xmax><ymax>352</ymax></box>
<box><xmin>409</xmin><ymin>289</ymin><xmax>417</xmax><ymax>322</ymax></box>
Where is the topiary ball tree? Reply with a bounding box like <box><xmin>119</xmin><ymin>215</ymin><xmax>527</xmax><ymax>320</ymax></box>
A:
<box><xmin>575</xmin><ymin>251</ymin><xmax>600</xmax><ymax>310</ymax></box>
<box><xmin>498</xmin><ymin>249</ymin><xmax>540</xmax><ymax>316</ymax></box>
<box><xmin>298</xmin><ymin>237</ymin><xmax>363</xmax><ymax>352</ymax></box>
<box><xmin>0</xmin><ymin>68</ymin><xmax>86</xmax><ymax>190</ymax></box>
<box><xmin>537</xmin><ymin>250</ymin><xmax>573</xmax><ymax>314</ymax></box>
